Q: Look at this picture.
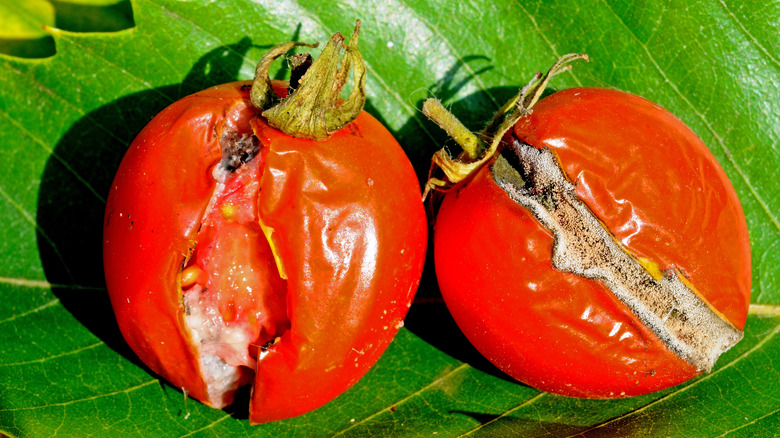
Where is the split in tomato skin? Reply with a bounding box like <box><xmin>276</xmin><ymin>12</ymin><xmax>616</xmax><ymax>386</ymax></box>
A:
<box><xmin>433</xmin><ymin>87</ymin><xmax>750</xmax><ymax>398</ymax></box>
<box><xmin>511</xmin><ymin>88</ymin><xmax>750</xmax><ymax>329</ymax></box>
<box><xmin>103</xmin><ymin>80</ymin><xmax>428</xmax><ymax>422</ymax></box>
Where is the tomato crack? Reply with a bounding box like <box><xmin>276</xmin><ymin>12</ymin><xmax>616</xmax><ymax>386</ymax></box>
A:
<box><xmin>491</xmin><ymin>137</ymin><xmax>743</xmax><ymax>372</ymax></box>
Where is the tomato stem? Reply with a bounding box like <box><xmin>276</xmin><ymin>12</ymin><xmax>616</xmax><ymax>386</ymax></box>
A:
<box><xmin>421</xmin><ymin>99</ymin><xmax>486</xmax><ymax>160</ymax></box>
<box><xmin>252</xmin><ymin>21</ymin><xmax>367</xmax><ymax>140</ymax></box>
<box><xmin>421</xmin><ymin>54</ymin><xmax>588</xmax><ymax>198</ymax></box>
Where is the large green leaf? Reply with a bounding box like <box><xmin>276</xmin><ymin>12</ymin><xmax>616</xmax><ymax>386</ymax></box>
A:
<box><xmin>1</xmin><ymin>0</ymin><xmax>778</xmax><ymax>436</ymax></box>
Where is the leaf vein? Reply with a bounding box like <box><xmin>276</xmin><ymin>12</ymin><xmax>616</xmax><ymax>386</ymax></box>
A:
<box><xmin>138</xmin><ymin>0</ymin><xmax>257</xmax><ymax>77</ymax></box>
<box><xmin>717</xmin><ymin>407</ymin><xmax>780</xmax><ymax>437</ymax></box>
<box><xmin>458</xmin><ymin>392</ymin><xmax>547</xmax><ymax>437</ymax></box>
<box><xmin>0</xmin><ymin>380</ymin><xmax>158</xmax><ymax>412</ymax></box>
<box><xmin>50</xmin><ymin>28</ymin><xmax>174</xmax><ymax>104</ymax></box>
<box><xmin>176</xmin><ymin>414</ymin><xmax>232</xmax><ymax>438</ymax></box>
<box><xmin>332</xmin><ymin>363</ymin><xmax>470</xmax><ymax>436</ymax></box>
<box><xmin>0</xmin><ymin>341</ymin><xmax>103</xmax><ymax>367</ymax></box>
<box><xmin>0</xmin><ymin>276</ymin><xmax>104</xmax><ymax>291</ymax></box>
<box><xmin>0</xmin><ymin>298</ymin><xmax>59</xmax><ymax>325</ymax></box>
<box><xmin>749</xmin><ymin>304</ymin><xmax>780</xmax><ymax>317</ymax></box>
<box><xmin>717</xmin><ymin>0</ymin><xmax>780</xmax><ymax>68</ymax></box>
<box><xmin>513</xmin><ymin>1</ymin><xmax>584</xmax><ymax>87</ymax></box>
<box><xmin>0</xmin><ymin>109</ymin><xmax>106</xmax><ymax>204</ymax></box>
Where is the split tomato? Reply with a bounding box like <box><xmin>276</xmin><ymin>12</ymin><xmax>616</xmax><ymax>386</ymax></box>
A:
<box><xmin>103</xmin><ymin>26</ymin><xmax>427</xmax><ymax>423</ymax></box>
<box><xmin>426</xmin><ymin>58</ymin><xmax>750</xmax><ymax>398</ymax></box>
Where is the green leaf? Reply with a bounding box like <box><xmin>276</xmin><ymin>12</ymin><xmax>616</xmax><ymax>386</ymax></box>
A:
<box><xmin>1</xmin><ymin>0</ymin><xmax>778</xmax><ymax>436</ymax></box>
<box><xmin>0</xmin><ymin>0</ymin><xmax>133</xmax><ymax>58</ymax></box>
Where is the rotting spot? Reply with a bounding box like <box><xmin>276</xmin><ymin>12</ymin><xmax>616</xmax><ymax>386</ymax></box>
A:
<box><xmin>220</xmin><ymin>131</ymin><xmax>260</xmax><ymax>172</ymax></box>
<box><xmin>490</xmin><ymin>137</ymin><xmax>743</xmax><ymax>372</ymax></box>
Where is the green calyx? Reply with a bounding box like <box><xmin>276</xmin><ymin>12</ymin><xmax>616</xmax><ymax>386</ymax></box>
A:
<box><xmin>250</xmin><ymin>21</ymin><xmax>367</xmax><ymax>141</ymax></box>
<box><xmin>422</xmin><ymin>53</ymin><xmax>589</xmax><ymax>198</ymax></box>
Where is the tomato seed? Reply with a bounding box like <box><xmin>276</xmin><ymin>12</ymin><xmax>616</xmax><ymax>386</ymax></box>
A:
<box><xmin>181</xmin><ymin>266</ymin><xmax>203</xmax><ymax>288</ymax></box>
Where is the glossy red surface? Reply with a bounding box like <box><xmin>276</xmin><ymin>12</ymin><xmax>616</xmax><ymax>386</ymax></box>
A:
<box><xmin>103</xmin><ymin>81</ymin><xmax>427</xmax><ymax>422</ymax></box>
<box><xmin>434</xmin><ymin>87</ymin><xmax>751</xmax><ymax>398</ymax></box>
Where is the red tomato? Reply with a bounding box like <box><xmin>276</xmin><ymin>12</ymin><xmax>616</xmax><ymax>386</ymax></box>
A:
<box><xmin>103</xmin><ymin>80</ymin><xmax>427</xmax><ymax>423</ymax></box>
<box><xmin>433</xmin><ymin>87</ymin><xmax>750</xmax><ymax>398</ymax></box>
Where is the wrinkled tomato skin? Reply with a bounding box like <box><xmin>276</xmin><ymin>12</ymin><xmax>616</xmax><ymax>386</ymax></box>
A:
<box><xmin>434</xmin><ymin>88</ymin><xmax>750</xmax><ymax>398</ymax></box>
<box><xmin>103</xmin><ymin>81</ymin><xmax>427</xmax><ymax>423</ymax></box>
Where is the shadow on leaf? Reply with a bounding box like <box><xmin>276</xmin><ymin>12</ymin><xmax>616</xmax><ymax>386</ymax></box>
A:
<box><xmin>364</xmin><ymin>55</ymin><xmax>519</xmax><ymax>181</ymax></box>
<box><xmin>392</xmin><ymin>58</ymin><xmax>539</xmax><ymax>385</ymax></box>
<box><xmin>454</xmin><ymin>406</ymin><xmax>664</xmax><ymax>437</ymax></box>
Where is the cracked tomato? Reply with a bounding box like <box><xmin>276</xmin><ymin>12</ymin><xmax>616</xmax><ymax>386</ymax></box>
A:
<box><xmin>425</xmin><ymin>58</ymin><xmax>750</xmax><ymax>399</ymax></box>
<box><xmin>103</xmin><ymin>26</ymin><xmax>427</xmax><ymax>423</ymax></box>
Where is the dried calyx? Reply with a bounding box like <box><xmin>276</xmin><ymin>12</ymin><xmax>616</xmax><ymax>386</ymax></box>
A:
<box><xmin>421</xmin><ymin>53</ymin><xmax>588</xmax><ymax>199</ymax></box>
<box><xmin>423</xmin><ymin>54</ymin><xmax>743</xmax><ymax>371</ymax></box>
<box><xmin>250</xmin><ymin>21</ymin><xmax>367</xmax><ymax>140</ymax></box>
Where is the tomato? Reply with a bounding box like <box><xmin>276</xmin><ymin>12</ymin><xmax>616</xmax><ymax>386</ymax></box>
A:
<box><xmin>103</xmin><ymin>27</ymin><xmax>427</xmax><ymax>423</ymax></box>
<box><xmin>430</xmin><ymin>85</ymin><xmax>750</xmax><ymax>398</ymax></box>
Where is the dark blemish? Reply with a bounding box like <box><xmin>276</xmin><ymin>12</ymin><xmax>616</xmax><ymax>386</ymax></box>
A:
<box><xmin>347</xmin><ymin>122</ymin><xmax>363</xmax><ymax>138</ymax></box>
<box><xmin>260</xmin><ymin>337</ymin><xmax>280</xmax><ymax>352</ymax></box>
<box><xmin>390</xmin><ymin>406</ymin><xmax>397</xmax><ymax>413</ymax></box>
<box><xmin>537</xmin><ymin>190</ymin><xmax>557</xmax><ymax>212</ymax></box>
<box><xmin>241</xmin><ymin>84</ymin><xmax>252</xmax><ymax>92</ymax></box>
<box><xmin>288</xmin><ymin>53</ymin><xmax>313</xmax><ymax>92</ymax></box>
<box><xmin>220</xmin><ymin>131</ymin><xmax>261</xmax><ymax>172</ymax></box>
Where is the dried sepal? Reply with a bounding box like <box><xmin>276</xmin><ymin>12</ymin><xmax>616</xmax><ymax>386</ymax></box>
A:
<box><xmin>259</xmin><ymin>21</ymin><xmax>367</xmax><ymax>140</ymax></box>
<box><xmin>422</xmin><ymin>54</ymin><xmax>589</xmax><ymax>199</ymax></box>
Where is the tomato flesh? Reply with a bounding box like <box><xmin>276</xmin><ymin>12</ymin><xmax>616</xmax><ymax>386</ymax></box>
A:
<box><xmin>181</xmin><ymin>155</ymin><xmax>289</xmax><ymax>404</ymax></box>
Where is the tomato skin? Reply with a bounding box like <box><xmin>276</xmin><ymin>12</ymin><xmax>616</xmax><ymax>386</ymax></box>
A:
<box><xmin>248</xmin><ymin>94</ymin><xmax>427</xmax><ymax>422</ymax></box>
<box><xmin>434</xmin><ymin>87</ymin><xmax>750</xmax><ymax>397</ymax></box>
<box><xmin>103</xmin><ymin>81</ymin><xmax>427</xmax><ymax>422</ymax></box>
